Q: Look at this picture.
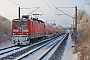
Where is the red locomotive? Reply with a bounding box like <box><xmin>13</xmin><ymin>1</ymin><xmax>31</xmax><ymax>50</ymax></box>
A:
<box><xmin>11</xmin><ymin>15</ymin><xmax>61</xmax><ymax>45</ymax></box>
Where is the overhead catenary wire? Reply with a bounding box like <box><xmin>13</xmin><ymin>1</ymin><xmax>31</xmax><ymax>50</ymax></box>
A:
<box><xmin>86</xmin><ymin>3</ymin><xmax>90</xmax><ymax>5</ymax></box>
<box><xmin>43</xmin><ymin>0</ymin><xmax>57</xmax><ymax>14</ymax></box>
<box><xmin>26</xmin><ymin>0</ymin><xmax>54</xmax><ymax>21</ymax></box>
<box><xmin>63</xmin><ymin>20</ymin><xmax>72</xmax><ymax>25</ymax></box>
<box><xmin>80</xmin><ymin>0</ymin><xmax>88</xmax><ymax>10</ymax></box>
<box><xmin>49</xmin><ymin>0</ymin><xmax>61</xmax><ymax>19</ymax></box>
<box><xmin>8</xmin><ymin>0</ymin><xmax>31</xmax><ymax>12</ymax></box>
<box><xmin>28</xmin><ymin>7</ymin><xmax>40</xmax><ymax>14</ymax></box>
<box><xmin>49</xmin><ymin>0</ymin><xmax>74</xmax><ymax>26</ymax></box>
<box><xmin>50</xmin><ymin>0</ymin><xmax>60</xmax><ymax>14</ymax></box>
<box><xmin>56</xmin><ymin>7</ymin><xmax>74</xmax><ymax>19</ymax></box>
<box><xmin>49</xmin><ymin>0</ymin><xmax>64</xmax><ymax>26</ymax></box>
<box><xmin>26</xmin><ymin>0</ymin><xmax>36</xmax><ymax>7</ymax></box>
<box><xmin>8</xmin><ymin>0</ymin><xmax>42</xmax><ymax>15</ymax></box>
<box><xmin>8</xmin><ymin>0</ymin><xmax>45</xmax><ymax>19</ymax></box>
<box><xmin>8</xmin><ymin>0</ymin><xmax>24</xmax><ymax>8</ymax></box>
<box><xmin>56</xmin><ymin>7</ymin><xmax>75</xmax><ymax>8</ymax></box>
<box><xmin>8</xmin><ymin>0</ymin><xmax>58</xmax><ymax>23</ymax></box>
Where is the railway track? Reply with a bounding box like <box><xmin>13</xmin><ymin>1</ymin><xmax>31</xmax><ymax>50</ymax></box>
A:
<box><xmin>14</xmin><ymin>34</ymin><xmax>68</xmax><ymax>60</ymax></box>
<box><xmin>0</xmin><ymin>46</ymin><xmax>22</xmax><ymax>55</ymax></box>
<box><xmin>0</xmin><ymin>34</ymin><xmax>63</xmax><ymax>60</ymax></box>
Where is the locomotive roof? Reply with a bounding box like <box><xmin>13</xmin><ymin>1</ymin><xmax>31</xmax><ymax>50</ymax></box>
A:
<box><xmin>37</xmin><ymin>20</ymin><xmax>44</xmax><ymax>23</ymax></box>
<box><xmin>13</xmin><ymin>17</ymin><xmax>45</xmax><ymax>24</ymax></box>
<box><xmin>31</xmin><ymin>18</ymin><xmax>44</xmax><ymax>23</ymax></box>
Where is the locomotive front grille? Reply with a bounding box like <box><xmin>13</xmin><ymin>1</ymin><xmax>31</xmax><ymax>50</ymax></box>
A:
<box><xmin>12</xmin><ymin>35</ymin><xmax>30</xmax><ymax>45</ymax></box>
<box><xmin>22</xmin><ymin>29</ymin><xmax>28</xmax><ymax>32</ymax></box>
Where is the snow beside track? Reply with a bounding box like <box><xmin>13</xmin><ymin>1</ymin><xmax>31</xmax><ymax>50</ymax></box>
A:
<box><xmin>61</xmin><ymin>34</ymin><xmax>77</xmax><ymax>60</ymax></box>
<box><xmin>0</xmin><ymin>41</ymin><xmax>14</xmax><ymax>49</ymax></box>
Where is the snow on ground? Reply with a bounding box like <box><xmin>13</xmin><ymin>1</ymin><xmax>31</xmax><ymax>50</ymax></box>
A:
<box><xmin>0</xmin><ymin>40</ymin><xmax>14</xmax><ymax>49</ymax></box>
<box><xmin>61</xmin><ymin>34</ymin><xmax>77</xmax><ymax>60</ymax></box>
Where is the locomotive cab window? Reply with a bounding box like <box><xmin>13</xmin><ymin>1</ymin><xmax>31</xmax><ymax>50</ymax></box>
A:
<box><xmin>21</xmin><ymin>21</ymin><xmax>28</xmax><ymax>27</ymax></box>
<box><xmin>13</xmin><ymin>21</ymin><xmax>20</xmax><ymax>27</ymax></box>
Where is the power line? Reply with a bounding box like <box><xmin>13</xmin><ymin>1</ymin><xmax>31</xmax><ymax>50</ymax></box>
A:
<box><xmin>63</xmin><ymin>20</ymin><xmax>72</xmax><ymax>25</ymax></box>
<box><xmin>8</xmin><ymin>0</ymin><xmax>24</xmax><ymax>8</ymax></box>
<box><xmin>26</xmin><ymin>0</ymin><xmax>43</xmax><ymax>14</ymax></box>
<box><xmin>80</xmin><ymin>0</ymin><xmax>88</xmax><ymax>10</ymax></box>
<box><xmin>86</xmin><ymin>3</ymin><xmax>90</xmax><ymax>5</ymax></box>
<box><xmin>49</xmin><ymin>0</ymin><xmax>64</xmax><ymax>24</ymax></box>
<box><xmin>8</xmin><ymin>0</ymin><xmax>42</xmax><ymax>14</ymax></box>
<box><xmin>8</xmin><ymin>0</ymin><xmax>31</xmax><ymax>12</ymax></box>
<box><xmin>26</xmin><ymin>0</ymin><xmax>35</xmax><ymax>6</ymax></box>
<box><xmin>56</xmin><ymin>7</ymin><xmax>74</xmax><ymax>19</ymax></box>
<box><xmin>49</xmin><ymin>0</ymin><xmax>61</xmax><ymax>17</ymax></box>
<box><xmin>8</xmin><ymin>0</ymin><xmax>41</xmax><ymax>17</ymax></box>
<box><xmin>26</xmin><ymin>0</ymin><xmax>54</xmax><ymax>21</ymax></box>
<box><xmin>50</xmin><ymin>0</ymin><xmax>55</xmax><ymax>7</ymax></box>
<box><xmin>8</xmin><ymin>0</ymin><xmax>55</xmax><ymax>22</ymax></box>
<box><xmin>8</xmin><ymin>0</ymin><xmax>42</xmax><ymax>19</ymax></box>
<box><xmin>56</xmin><ymin>7</ymin><xmax>75</xmax><ymax>8</ymax></box>
<box><xmin>49</xmin><ymin>0</ymin><xmax>75</xmax><ymax>26</ymax></box>
<box><xmin>43</xmin><ymin>0</ymin><xmax>57</xmax><ymax>14</ymax></box>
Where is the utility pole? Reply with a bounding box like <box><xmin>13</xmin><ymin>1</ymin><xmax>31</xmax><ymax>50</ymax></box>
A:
<box><xmin>56</xmin><ymin>6</ymin><xmax>78</xmax><ymax>42</ymax></box>
<box><xmin>19</xmin><ymin>7</ymin><xmax>20</xmax><ymax>19</ymax></box>
<box><xmin>74</xmin><ymin>6</ymin><xmax>77</xmax><ymax>43</ymax></box>
<box><xmin>73</xmin><ymin>20</ymin><xmax>74</xmax><ymax>36</ymax></box>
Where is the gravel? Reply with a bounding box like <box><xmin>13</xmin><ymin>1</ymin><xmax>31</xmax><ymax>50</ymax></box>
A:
<box><xmin>48</xmin><ymin>35</ymin><xmax>68</xmax><ymax>60</ymax></box>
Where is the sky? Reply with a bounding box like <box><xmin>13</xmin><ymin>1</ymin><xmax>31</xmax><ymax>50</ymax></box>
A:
<box><xmin>0</xmin><ymin>0</ymin><xmax>90</xmax><ymax>27</ymax></box>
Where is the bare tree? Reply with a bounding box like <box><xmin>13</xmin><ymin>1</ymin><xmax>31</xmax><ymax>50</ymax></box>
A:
<box><xmin>0</xmin><ymin>15</ymin><xmax>11</xmax><ymax>43</ymax></box>
<box><xmin>74</xmin><ymin>10</ymin><xmax>90</xmax><ymax>60</ymax></box>
<box><xmin>77</xmin><ymin>10</ymin><xmax>87</xmax><ymax>20</ymax></box>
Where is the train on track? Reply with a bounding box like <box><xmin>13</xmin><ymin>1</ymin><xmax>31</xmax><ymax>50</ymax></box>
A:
<box><xmin>11</xmin><ymin>15</ymin><xmax>63</xmax><ymax>45</ymax></box>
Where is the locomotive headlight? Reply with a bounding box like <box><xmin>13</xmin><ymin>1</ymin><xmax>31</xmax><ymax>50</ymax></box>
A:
<box><xmin>13</xmin><ymin>33</ymin><xmax>15</xmax><ymax>35</ymax></box>
<box><xmin>20</xmin><ymin>28</ymin><xmax>21</xmax><ymax>29</ymax></box>
<box><xmin>26</xmin><ymin>33</ymin><xmax>28</xmax><ymax>35</ymax></box>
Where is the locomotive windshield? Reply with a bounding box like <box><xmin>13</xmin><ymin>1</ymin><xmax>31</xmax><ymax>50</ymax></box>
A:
<box><xmin>21</xmin><ymin>21</ymin><xmax>28</xmax><ymax>27</ymax></box>
<box><xmin>13</xmin><ymin>21</ymin><xmax>20</xmax><ymax>27</ymax></box>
